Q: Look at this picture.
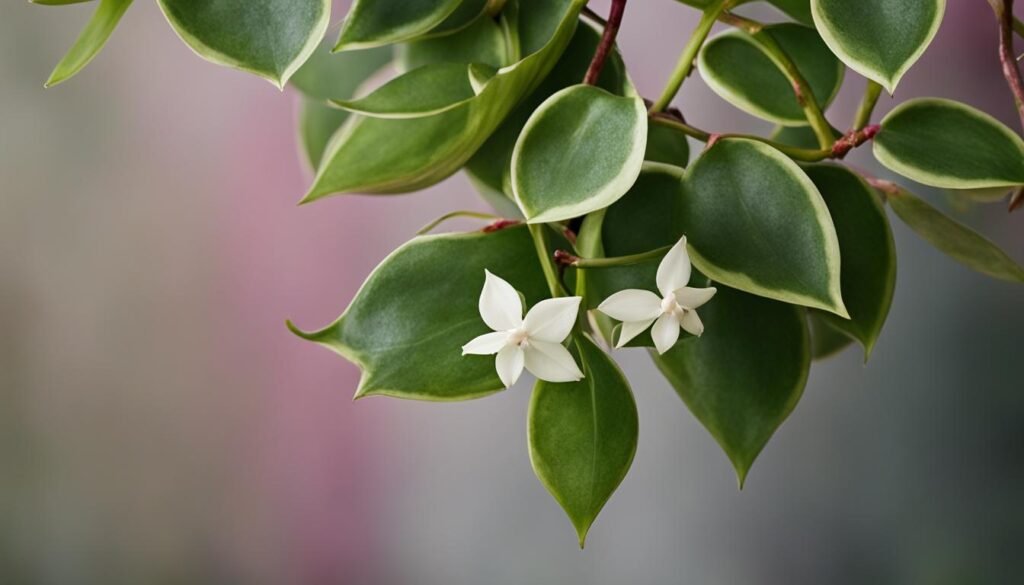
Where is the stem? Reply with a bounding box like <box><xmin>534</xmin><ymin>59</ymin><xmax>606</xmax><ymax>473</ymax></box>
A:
<box><xmin>717</xmin><ymin>11</ymin><xmax>762</xmax><ymax>34</ymax></box>
<box><xmin>584</xmin><ymin>0</ymin><xmax>627</xmax><ymax>85</ymax></box>
<box><xmin>752</xmin><ymin>31</ymin><xmax>834</xmax><ymax>148</ymax></box>
<box><xmin>528</xmin><ymin>224</ymin><xmax>567</xmax><ymax>297</ymax></box>
<box><xmin>416</xmin><ymin>210</ymin><xmax>500</xmax><ymax>235</ymax></box>
<box><xmin>650</xmin><ymin>0</ymin><xmax>733</xmax><ymax>112</ymax></box>
<box><xmin>649</xmin><ymin>114</ymin><xmax>833</xmax><ymax>162</ymax></box>
<box><xmin>995</xmin><ymin>0</ymin><xmax>1024</xmax><ymax>131</ymax></box>
<box><xmin>556</xmin><ymin>245</ymin><xmax>673</xmax><ymax>269</ymax></box>
<box><xmin>852</xmin><ymin>80</ymin><xmax>883</xmax><ymax>131</ymax></box>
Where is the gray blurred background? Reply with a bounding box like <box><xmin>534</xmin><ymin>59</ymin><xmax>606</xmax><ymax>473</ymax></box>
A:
<box><xmin>2</xmin><ymin>1</ymin><xmax>1022</xmax><ymax>583</ymax></box>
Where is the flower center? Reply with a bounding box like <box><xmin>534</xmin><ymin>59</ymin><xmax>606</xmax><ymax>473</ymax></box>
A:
<box><xmin>661</xmin><ymin>294</ymin><xmax>682</xmax><ymax>316</ymax></box>
<box><xmin>507</xmin><ymin>328</ymin><xmax>530</xmax><ymax>347</ymax></box>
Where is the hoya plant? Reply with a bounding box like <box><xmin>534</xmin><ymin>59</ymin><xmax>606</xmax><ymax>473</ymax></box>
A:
<box><xmin>37</xmin><ymin>0</ymin><xmax>1024</xmax><ymax>545</ymax></box>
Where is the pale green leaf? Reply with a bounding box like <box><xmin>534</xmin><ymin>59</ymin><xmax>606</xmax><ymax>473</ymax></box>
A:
<box><xmin>45</xmin><ymin>0</ymin><xmax>133</xmax><ymax>88</ymax></box>
<box><xmin>334</xmin><ymin>0</ymin><xmax>463</xmax><ymax>51</ymax></box>
<box><xmin>331</xmin><ymin>63</ymin><xmax>487</xmax><ymax>119</ymax></box>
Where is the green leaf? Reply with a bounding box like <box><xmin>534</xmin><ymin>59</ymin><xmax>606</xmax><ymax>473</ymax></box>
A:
<box><xmin>888</xmin><ymin>189</ymin><xmax>1024</xmax><ymax>283</ymax></box>
<box><xmin>681</xmin><ymin>140</ymin><xmax>847</xmax><ymax>316</ymax></box>
<box><xmin>288</xmin><ymin>225</ymin><xmax>556</xmax><ymax>401</ymax></box>
<box><xmin>465</xmin><ymin>18</ymin><xmax>631</xmax><ymax>202</ymax></box>
<box><xmin>420</xmin><ymin>0</ymin><xmax>491</xmax><ymax>39</ymax></box>
<box><xmin>810</xmin><ymin>0</ymin><xmax>944</xmax><ymax>93</ymax></box>
<box><xmin>331</xmin><ymin>63</ymin><xmax>487</xmax><ymax>119</ymax></box>
<box><xmin>158</xmin><ymin>0</ymin><xmax>330</xmax><ymax>88</ymax></box>
<box><xmin>396</xmin><ymin>15</ymin><xmax>508</xmax><ymax>72</ymax></box>
<box><xmin>45</xmin><ymin>0</ymin><xmax>133</xmax><ymax>88</ymax></box>
<box><xmin>808</xmin><ymin>311</ymin><xmax>854</xmax><ymax>359</ymax></box>
<box><xmin>291</xmin><ymin>44</ymin><xmax>391</xmax><ymax>169</ymax></box>
<box><xmin>804</xmin><ymin>164</ymin><xmax>896</xmax><ymax>359</ymax></box>
<box><xmin>652</xmin><ymin>286</ymin><xmax>810</xmax><ymax>486</ymax></box>
<box><xmin>698</xmin><ymin>24</ymin><xmax>844</xmax><ymax>125</ymax></box>
<box><xmin>33</xmin><ymin>0</ymin><xmax>97</xmax><ymax>5</ymax></box>
<box><xmin>334</xmin><ymin>0</ymin><xmax>462</xmax><ymax>51</ymax></box>
<box><xmin>645</xmin><ymin>122</ymin><xmax>691</xmax><ymax>167</ymax></box>
<box><xmin>674</xmin><ymin>0</ymin><xmax>813</xmax><ymax>26</ymax></box>
<box><xmin>529</xmin><ymin>334</ymin><xmax>638</xmax><ymax>547</ymax></box>
<box><xmin>304</xmin><ymin>0</ymin><xmax>587</xmax><ymax>200</ymax></box>
<box><xmin>874</xmin><ymin>98</ymin><xmax>1024</xmax><ymax>190</ymax></box>
<box><xmin>770</xmin><ymin>124</ymin><xmax>840</xmax><ymax>149</ymax></box>
<box><xmin>512</xmin><ymin>85</ymin><xmax>647</xmax><ymax>223</ymax></box>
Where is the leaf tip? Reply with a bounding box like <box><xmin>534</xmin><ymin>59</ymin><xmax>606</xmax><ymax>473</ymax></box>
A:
<box><xmin>285</xmin><ymin>319</ymin><xmax>318</xmax><ymax>341</ymax></box>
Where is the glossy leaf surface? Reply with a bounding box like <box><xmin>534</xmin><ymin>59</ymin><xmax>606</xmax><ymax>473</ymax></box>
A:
<box><xmin>512</xmin><ymin>85</ymin><xmax>647</xmax><ymax>223</ymax></box>
<box><xmin>652</xmin><ymin>286</ymin><xmax>810</xmax><ymax>486</ymax></box>
<box><xmin>805</xmin><ymin>165</ymin><xmax>895</xmax><ymax>358</ymax></box>
<box><xmin>288</xmin><ymin>225</ymin><xmax>555</xmax><ymax>401</ymax></box>
<box><xmin>334</xmin><ymin>0</ymin><xmax>462</xmax><ymax>51</ymax></box>
<box><xmin>811</xmin><ymin>0</ymin><xmax>944</xmax><ymax>92</ymax></box>
<box><xmin>699</xmin><ymin>24</ymin><xmax>843</xmax><ymax>125</ymax></box>
<box><xmin>159</xmin><ymin>0</ymin><xmax>330</xmax><ymax>88</ymax></box>
<box><xmin>529</xmin><ymin>335</ymin><xmax>638</xmax><ymax>547</ymax></box>
<box><xmin>874</xmin><ymin>98</ymin><xmax>1024</xmax><ymax>190</ymax></box>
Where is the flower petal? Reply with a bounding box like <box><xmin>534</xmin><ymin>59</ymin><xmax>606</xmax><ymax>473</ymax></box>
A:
<box><xmin>523</xmin><ymin>341</ymin><xmax>584</xmax><ymax>383</ymax></box>
<box><xmin>615</xmin><ymin>318</ymin><xmax>656</xmax><ymax>348</ymax></box>
<box><xmin>597</xmin><ymin>289</ymin><xmax>662</xmax><ymax>322</ymax></box>
<box><xmin>495</xmin><ymin>344</ymin><xmax>525</xmax><ymax>388</ymax></box>
<box><xmin>479</xmin><ymin>270</ymin><xmax>523</xmax><ymax>331</ymax></box>
<box><xmin>675</xmin><ymin>286</ymin><xmax>717</xmax><ymax>310</ymax></box>
<box><xmin>651</xmin><ymin>312</ymin><xmax>681</xmax><ymax>355</ymax></box>
<box><xmin>680</xmin><ymin>310</ymin><xmax>705</xmax><ymax>337</ymax></box>
<box><xmin>461</xmin><ymin>331</ymin><xmax>510</xmax><ymax>355</ymax></box>
<box><xmin>523</xmin><ymin>296</ymin><xmax>581</xmax><ymax>343</ymax></box>
<box><xmin>656</xmin><ymin>237</ymin><xmax>692</xmax><ymax>296</ymax></box>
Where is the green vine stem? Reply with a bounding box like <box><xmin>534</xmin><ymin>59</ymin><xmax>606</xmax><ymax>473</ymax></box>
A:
<box><xmin>528</xmin><ymin>223</ymin><xmax>569</xmax><ymax>298</ymax></box>
<box><xmin>650</xmin><ymin>0</ymin><xmax>734</xmax><ymax>113</ymax></box>
<box><xmin>555</xmin><ymin>245</ymin><xmax>673</xmax><ymax>269</ymax></box>
<box><xmin>416</xmin><ymin>210</ymin><xmax>501</xmax><ymax>235</ymax></box>
<box><xmin>852</xmin><ymin>80</ymin><xmax>884</xmax><ymax>131</ymax></box>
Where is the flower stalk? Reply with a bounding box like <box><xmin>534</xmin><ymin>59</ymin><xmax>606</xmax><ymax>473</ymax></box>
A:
<box><xmin>650</xmin><ymin>0</ymin><xmax>734</xmax><ymax>113</ymax></box>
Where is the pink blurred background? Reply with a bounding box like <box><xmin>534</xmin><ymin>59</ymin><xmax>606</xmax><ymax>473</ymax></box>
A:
<box><xmin>2</xmin><ymin>1</ymin><xmax>1023</xmax><ymax>583</ymax></box>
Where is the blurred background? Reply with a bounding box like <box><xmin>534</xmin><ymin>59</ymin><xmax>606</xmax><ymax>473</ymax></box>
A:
<box><xmin>2</xmin><ymin>1</ymin><xmax>1022</xmax><ymax>583</ymax></box>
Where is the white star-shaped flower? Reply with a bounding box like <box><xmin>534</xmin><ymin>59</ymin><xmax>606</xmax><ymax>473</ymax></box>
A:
<box><xmin>462</xmin><ymin>270</ymin><xmax>585</xmax><ymax>388</ymax></box>
<box><xmin>597</xmin><ymin>236</ymin><xmax>717</xmax><ymax>354</ymax></box>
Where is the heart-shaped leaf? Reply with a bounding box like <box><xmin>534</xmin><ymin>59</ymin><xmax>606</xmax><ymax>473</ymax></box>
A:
<box><xmin>887</xmin><ymin>189</ymin><xmax>1024</xmax><ymax>283</ymax></box>
<box><xmin>305</xmin><ymin>0</ymin><xmax>587</xmax><ymax>200</ymax></box>
<box><xmin>334</xmin><ymin>0</ymin><xmax>463</xmax><ymax>51</ymax></box>
<box><xmin>698</xmin><ymin>24</ymin><xmax>843</xmax><ymax>125</ymax></box>
<box><xmin>466</xmin><ymin>18</ymin><xmax>631</xmax><ymax>202</ymax></box>
<box><xmin>805</xmin><ymin>165</ymin><xmax>896</xmax><ymax>359</ymax></box>
<box><xmin>811</xmin><ymin>0</ymin><xmax>945</xmax><ymax>93</ymax></box>
<box><xmin>809</xmin><ymin>311</ymin><xmax>854</xmax><ymax>359</ymax></box>
<box><xmin>652</xmin><ymin>286</ymin><xmax>810</xmax><ymax>486</ymax></box>
<box><xmin>288</xmin><ymin>225</ymin><xmax>557</xmax><ymax>401</ymax></box>
<box><xmin>45</xmin><ymin>0</ymin><xmax>133</xmax><ymax>88</ymax></box>
<box><xmin>681</xmin><ymin>139</ymin><xmax>847</xmax><ymax>316</ymax></box>
<box><xmin>158</xmin><ymin>0</ymin><xmax>330</xmax><ymax>88</ymax></box>
<box><xmin>331</xmin><ymin>63</ymin><xmax>486</xmax><ymax>119</ymax></box>
<box><xmin>529</xmin><ymin>334</ymin><xmax>638</xmax><ymax>547</ymax></box>
<box><xmin>512</xmin><ymin>85</ymin><xmax>647</xmax><ymax>223</ymax></box>
<box><xmin>874</xmin><ymin>98</ymin><xmax>1024</xmax><ymax>190</ymax></box>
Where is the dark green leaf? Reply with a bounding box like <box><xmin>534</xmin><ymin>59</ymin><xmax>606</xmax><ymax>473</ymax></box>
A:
<box><xmin>805</xmin><ymin>164</ymin><xmax>896</xmax><ymax>358</ymax></box>
<box><xmin>332</xmin><ymin>63</ymin><xmax>485</xmax><ymax>119</ymax></box>
<box><xmin>45</xmin><ymin>0</ymin><xmax>133</xmax><ymax>88</ymax></box>
<box><xmin>512</xmin><ymin>85</ymin><xmax>647</xmax><ymax>223</ymax></box>
<box><xmin>809</xmin><ymin>311</ymin><xmax>854</xmax><ymax>359</ymax></box>
<box><xmin>652</xmin><ymin>286</ymin><xmax>810</xmax><ymax>486</ymax></box>
<box><xmin>420</xmin><ymin>0</ymin><xmax>491</xmax><ymax>39</ymax></box>
<box><xmin>529</xmin><ymin>334</ymin><xmax>638</xmax><ymax>547</ymax></box>
<box><xmin>396</xmin><ymin>15</ymin><xmax>508</xmax><ymax>72</ymax></box>
<box><xmin>645</xmin><ymin>122</ymin><xmax>691</xmax><ymax>166</ymax></box>
<box><xmin>159</xmin><ymin>0</ymin><xmax>330</xmax><ymax>88</ymax></box>
<box><xmin>874</xmin><ymin>98</ymin><xmax>1024</xmax><ymax>190</ymax></box>
<box><xmin>334</xmin><ymin>0</ymin><xmax>463</xmax><ymax>51</ymax></box>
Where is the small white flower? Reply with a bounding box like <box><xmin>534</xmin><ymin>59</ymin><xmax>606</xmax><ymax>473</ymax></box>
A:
<box><xmin>462</xmin><ymin>270</ymin><xmax>585</xmax><ymax>388</ymax></box>
<box><xmin>597</xmin><ymin>236</ymin><xmax>717</xmax><ymax>355</ymax></box>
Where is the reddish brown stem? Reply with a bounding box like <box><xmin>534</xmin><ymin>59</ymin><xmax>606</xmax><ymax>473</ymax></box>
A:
<box><xmin>831</xmin><ymin>124</ymin><xmax>881</xmax><ymax>159</ymax></box>
<box><xmin>584</xmin><ymin>0</ymin><xmax>628</xmax><ymax>85</ymax></box>
<box><xmin>998</xmin><ymin>0</ymin><xmax>1024</xmax><ymax>130</ymax></box>
<box><xmin>482</xmin><ymin>219</ymin><xmax>520</xmax><ymax>233</ymax></box>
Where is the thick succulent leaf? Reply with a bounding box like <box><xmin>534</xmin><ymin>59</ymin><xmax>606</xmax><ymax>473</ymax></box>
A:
<box><xmin>465</xmin><ymin>19</ymin><xmax>631</xmax><ymax>201</ymax></box>
<box><xmin>45</xmin><ymin>0</ymin><xmax>133</xmax><ymax>88</ymax></box>
<box><xmin>304</xmin><ymin>0</ymin><xmax>587</xmax><ymax>200</ymax></box>
<box><xmin>512</xmin><ymin>85</ymin><xmax>647</xmax><ymax>223</ymax></box>
<box><xmin>874</xmin><ymin>98</ymin><xmax>1024</xmax><ymax>190</ymax></box>
<box><xmin>652</xmin><ymin>286</ymin><xmax>810</xmax><ymax>487</ymax></box>
<box><xmin>396</xmin><ymin>15</ymin><xmax>508</xmax><ymax>72</ymax></box>
<box><xmin>888</xmin><ymin>190</ymin><xmax>1024</xmax><ymax>283</ymax></box>
<box><xmin>698</xmin><ymin>24</ymin><xmax>843</xmax><ymax>125</ymax></box>
<box><xmin>332</xmin><ymin>63</ymin><xmax>486</xmax><ymax>119</ymax></box>
<box><xmin>681</xmin><ymin>139</ymin><xmax>847</xmax><ymax>316</ymax></box>
<box><xmin>810</xmin><ymin>0</ymin><xmax>944</xmax><ymax>93</ymax></box>
<box><xmin>158</xmin><ymin>0</ymin><xmax>330</xmax><ymax>88</ymax></box>
<box><xmin>291</xmin><ymin>44</ymin><xmax>391</xmax><ymax>169</ymax></box>
<box><xmin>334</xmin><ymin>0</ymin><xmax>462</xmax><ymax>51</ymax></box>
<box><xmin>809</xmin><ymin>311</ymin><xmax>854</xmax><ymax>359</ymax></box>
<box><xmin>529</xmin><ymin>334</ymin><xmax>638</xmax><ymax>547</ymax></box>
<box><xmin>645</xmin><ymin>122</ymin><xmax>691</xmax><ymax>167</ymax></box>
<box><xmin>288</xmin><ymin>225</ymin><xmax>555</xmax><ymax>401</ymax></box>
<box><xmin>805</xmin><ymin>165</ymin><xmax>896</xmax><ymax>359</ymax></box>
